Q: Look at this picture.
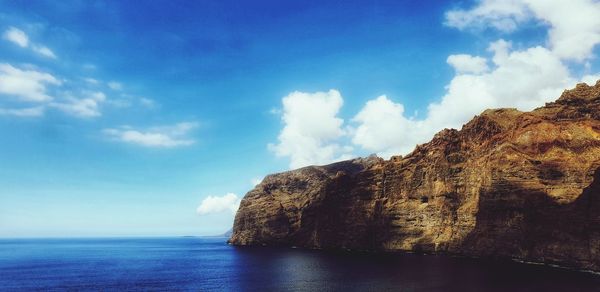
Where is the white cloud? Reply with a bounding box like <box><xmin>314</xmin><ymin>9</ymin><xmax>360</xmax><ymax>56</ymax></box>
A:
<box><xmin>274</xmin><ymin>55</ymin><xmax>591</xmax><ymax>161</ymax></box>
<box><xmin>50</xmin><ymin>91</ymin><xmax>106</xmax><ymax>118</ymax></box>
<box><xmin>270</xmin><ymin>45</ymin><xmax>585</xmax><ymax>161</ymax></box>
<box><xmin>428</xmin><ymin>41</ymin><xmax>571</xmax><ymax>126</ymax></box>
<box><xmin>445</xmin><ymin>0</ymin><xmax>600</xmax><ymax>61</ymax></box>
<box><xmin>348</xmin><ymin>1</ymin><xmax>600</xmax><ymax>158</ymax></box>
<box><xmin>107</xmin><ymin>81</ymin><xmax>123</xmax><ymax>91</ymax></box>
<box><xmin>32</xmin><ymin>45</ymin><xmax>57</xmax><ymax>59</ymax></box>
<box><xmin>269</xmin><ymin>1</ymin><xmax>600</xmax><ymax>165</ymax></box>
<box><xmin>2</xmin><ymin>27</ymin><xmax>57</xmax><ymax>59</ymax></box>
<box><xmin>526</xmin><ymin>0</ymin><xmax>600</xmax><ymax>61</ymax></box>
<box><xmin>0</xmin><ymin>26</ymin><xmax>151</xmax><ymax>120</ymax></box>
<box><xmin>447</xmin><ymin>54</ymin><xmax>489</xmax><ymax>74</ymax></box>
<box><xmin>251</xmin><ymin>177</ymin><xmax>263</xmax><ymax>187</ymax></box>
<box><xmin>444</xmin><ymin>0</ymin><xmax>529</xmax><ymax>32</ymax></box>
<box><xmin>196</xmin><ymin>193</ymin><xmax>241</xmax><ymax>216</ymax></box>
<box><xmin>582</xmin><ymin>74</ymin><xmax>600</xmax><ymax>85</ymax></box>
<box><xmin>0</xmin><ymin>63</ymin><xmax>115</xmax><ymax>119</ymax></box>
<box><xmin>352</xmin><ymin>95</ymin><xmax>425</xmax><ymax>158</ymax></box>
<box><xmin>0</xmin><ymin>63</ymin><xmax>61</xmax><ymax>102</ymax></box>
<box><xmin>268</xmin><ymin>90</ymin><xmax>353</xmax><ymax>169</ymax></box>
<box><xmin>351</xmin><ymin>39</ymin><xmax>577</xmax><ymax>158</ymax></box>
<box><xmin>0</xmin><ymin>62</ymin><xmax>153</xmax><ymax>119</ymax></box>
<box><xmin>3</xmin><ymin>27</ymin><xmax>29</xmax><ymax>47</ymax></box>
<box><xmin>103</xmin><ymin>122</ymin><xmax>198</xmax><ymax>148</ymax></box>
<box><xmin>0</xmin><ymin>106</ymin><xmax>44</xmax><ymax>117</ymax></box>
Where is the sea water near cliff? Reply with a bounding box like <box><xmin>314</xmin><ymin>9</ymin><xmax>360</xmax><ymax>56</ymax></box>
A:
<box><xmin>1</xmin><ymin>237</ymin><xmax>599</xmax><ymax>291</ymax></box>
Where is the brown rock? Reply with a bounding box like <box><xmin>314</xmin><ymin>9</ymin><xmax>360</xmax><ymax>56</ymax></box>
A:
<box><xmin>229</xmin><ymin>81</ymin><xmax>600</xmax><ymax>271</ymax></box>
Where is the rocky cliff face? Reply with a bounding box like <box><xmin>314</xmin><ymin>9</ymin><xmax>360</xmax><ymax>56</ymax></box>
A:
<box><xmin>230</xmin><ymin>81</ymin><xmax>600</xmax><ymax>271</ymax></box>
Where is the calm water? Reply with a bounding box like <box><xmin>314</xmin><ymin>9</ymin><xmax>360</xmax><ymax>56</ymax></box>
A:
<box><xmin>1</xmin><ymin>237</ymin><xmax>599</xmax><ymax>291</ymax></box>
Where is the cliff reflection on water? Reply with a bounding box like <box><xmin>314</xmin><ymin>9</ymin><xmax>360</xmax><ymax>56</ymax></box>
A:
<box><xmin>0</xmin><ymin>237</ymin><xmax>598</xmax><ymax>291</ymax></box>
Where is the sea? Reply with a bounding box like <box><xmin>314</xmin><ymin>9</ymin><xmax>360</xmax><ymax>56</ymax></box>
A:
<box><xmin>1</xmin><ymin>237</ymin><xmax>599</xmax><ymax>291</ymax></box>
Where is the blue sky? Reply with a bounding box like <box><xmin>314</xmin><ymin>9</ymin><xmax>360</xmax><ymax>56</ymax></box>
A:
<box><xmin>1</xmin><ymin>0</ymin><xmax>599</xmax><ymax>237</ymax></box>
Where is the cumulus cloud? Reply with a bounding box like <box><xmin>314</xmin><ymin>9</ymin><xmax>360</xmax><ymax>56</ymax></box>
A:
<box><xmin>429</xmin><ymin>40</ymin><xmax>571</xmax><ymax>126</ymax></box>
<box><xmin>0</xmin><ymin>63</ymin><xmax>61</xmax><ymax>102</ymax></box>
<box><xmin>277</xmin><ymin>45</ymin><xmax>573</xmax><ymax>161</ymax></box>
<box><xmin>3</xmin><ymin>27</ymin><xmax>29</xmax><ymax>47</ymax></box>
<box><xmin>103</xmin><ymin>122</ymin><xmax>198</xmax><ymax>148</ymax></box>
<box><xmin>196</xmin><ymin>193</ymin><xmax>241</xmax><ymax>216</ymax></box>
<box><xmin>271</xmin><ymin>0</ymin><xmax>600</xmax><ymax>164</ymax></box>
<box><xmin>582</xmin><ymin>74</ymin><xmax>600</xmax><ymax>85</ymax></box>
<box><xmin>445</xmin><ymin>0</ymin><xmax>600</xmax><ymax>61</ymax></box>
<box><xmin>527</xmin><ymin>0</ymin><xmax>600</xmax><ymax>61</ymax></box>
<box><xmin>447</xmin><ymin>54</ymin><xmax>489</xmax><ymax>74</ymax></box>
<box><xmin>2</xmin><ymin>27</ymin><xmax>57</xmax><ymax>59</ymax></box>
<box><xmin>50</xmin><ymin>91</ymin><xmax>106</xmax><ymax>118</ymax></box>
<box><xmin>268</xmin><ymin>90</ymin><xmax>353</xmax><ymax>169</ymax></box>
<box><xmin>351</xmin><ymin>39</ymin><xmax>579</xmax><ymax>158</ymax></box>
<box><xmin>352</xmin><ymin>95</ymin><xmax>425</xmax><ymax>158</ymax></box>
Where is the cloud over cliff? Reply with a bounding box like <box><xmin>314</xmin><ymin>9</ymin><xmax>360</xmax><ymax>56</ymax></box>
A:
<box><xmin>196</xmin><ymin>193</ymin><xmax>241</xmax><ymax>216</ymax></box>
<box><xmin>270</xmin><ymin>0</ymin><xmax>600</xmax><ymax>169</ymax></box>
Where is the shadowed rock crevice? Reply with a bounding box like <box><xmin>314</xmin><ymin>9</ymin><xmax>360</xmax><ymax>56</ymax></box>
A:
<box><xmin>230</xmin><ymin>81</ymin><xmax>600</xmax><ymax>271</ymax></box>
<box><xmin>459</xmin><ymin>167</ymin><xmax>600</xmax><ymax>270</ymax></box>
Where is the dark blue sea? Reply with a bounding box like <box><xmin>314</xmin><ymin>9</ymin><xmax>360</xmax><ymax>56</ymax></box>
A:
<box><xmin>1</xmin><ymin>237</ymin><xmax>599</xmax><ymax>291</ymax></box>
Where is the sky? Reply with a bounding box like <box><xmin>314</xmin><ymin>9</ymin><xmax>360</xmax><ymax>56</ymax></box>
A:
<box><xmin>0</xmin><ymin>0</ymin><xmax>599</xmax><ymax>237</ymax></box>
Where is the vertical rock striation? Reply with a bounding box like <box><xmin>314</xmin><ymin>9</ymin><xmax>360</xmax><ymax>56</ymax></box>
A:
<box><xmin>230</xmin><ymin>81</ymin><xmax>600</xmax><ymax>271</ymax></box>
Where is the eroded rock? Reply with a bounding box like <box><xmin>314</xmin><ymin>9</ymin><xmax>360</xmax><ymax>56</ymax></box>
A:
<box><xmin>230</xmin><ymin>81</ymin><xmax>600</xmax><ymax>271</ymax></box>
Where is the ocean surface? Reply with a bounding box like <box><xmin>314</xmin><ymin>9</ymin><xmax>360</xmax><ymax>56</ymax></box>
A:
<box><xmin>1</xmin><ymin>237</ymin><xmax>599</xmax><ymax>291</ymax></box>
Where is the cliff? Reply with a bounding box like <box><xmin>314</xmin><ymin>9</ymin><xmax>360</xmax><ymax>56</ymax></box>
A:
<box><xmin>230</xmin><ymin>81</ymin><xmax>600</xmax><ymax>271</ymax></box>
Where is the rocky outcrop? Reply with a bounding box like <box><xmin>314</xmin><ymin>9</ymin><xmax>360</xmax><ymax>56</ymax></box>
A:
<box><xmin>230</xmin><ymin>81</ymin><xmax>600</xmax><ymax>271</ymax></box>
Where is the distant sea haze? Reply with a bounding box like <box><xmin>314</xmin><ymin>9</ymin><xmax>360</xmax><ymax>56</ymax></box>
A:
<box><xmin>1</xmin><ymin>237</ymin><xmax>599</xmax><ymax>291</ymax></box>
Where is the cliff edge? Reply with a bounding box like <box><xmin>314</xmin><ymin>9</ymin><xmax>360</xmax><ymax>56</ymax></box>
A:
<box><xmin>230</xmin><ymin>81</ymin><xmax>600</xmax><ymax>271</ymax></box>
